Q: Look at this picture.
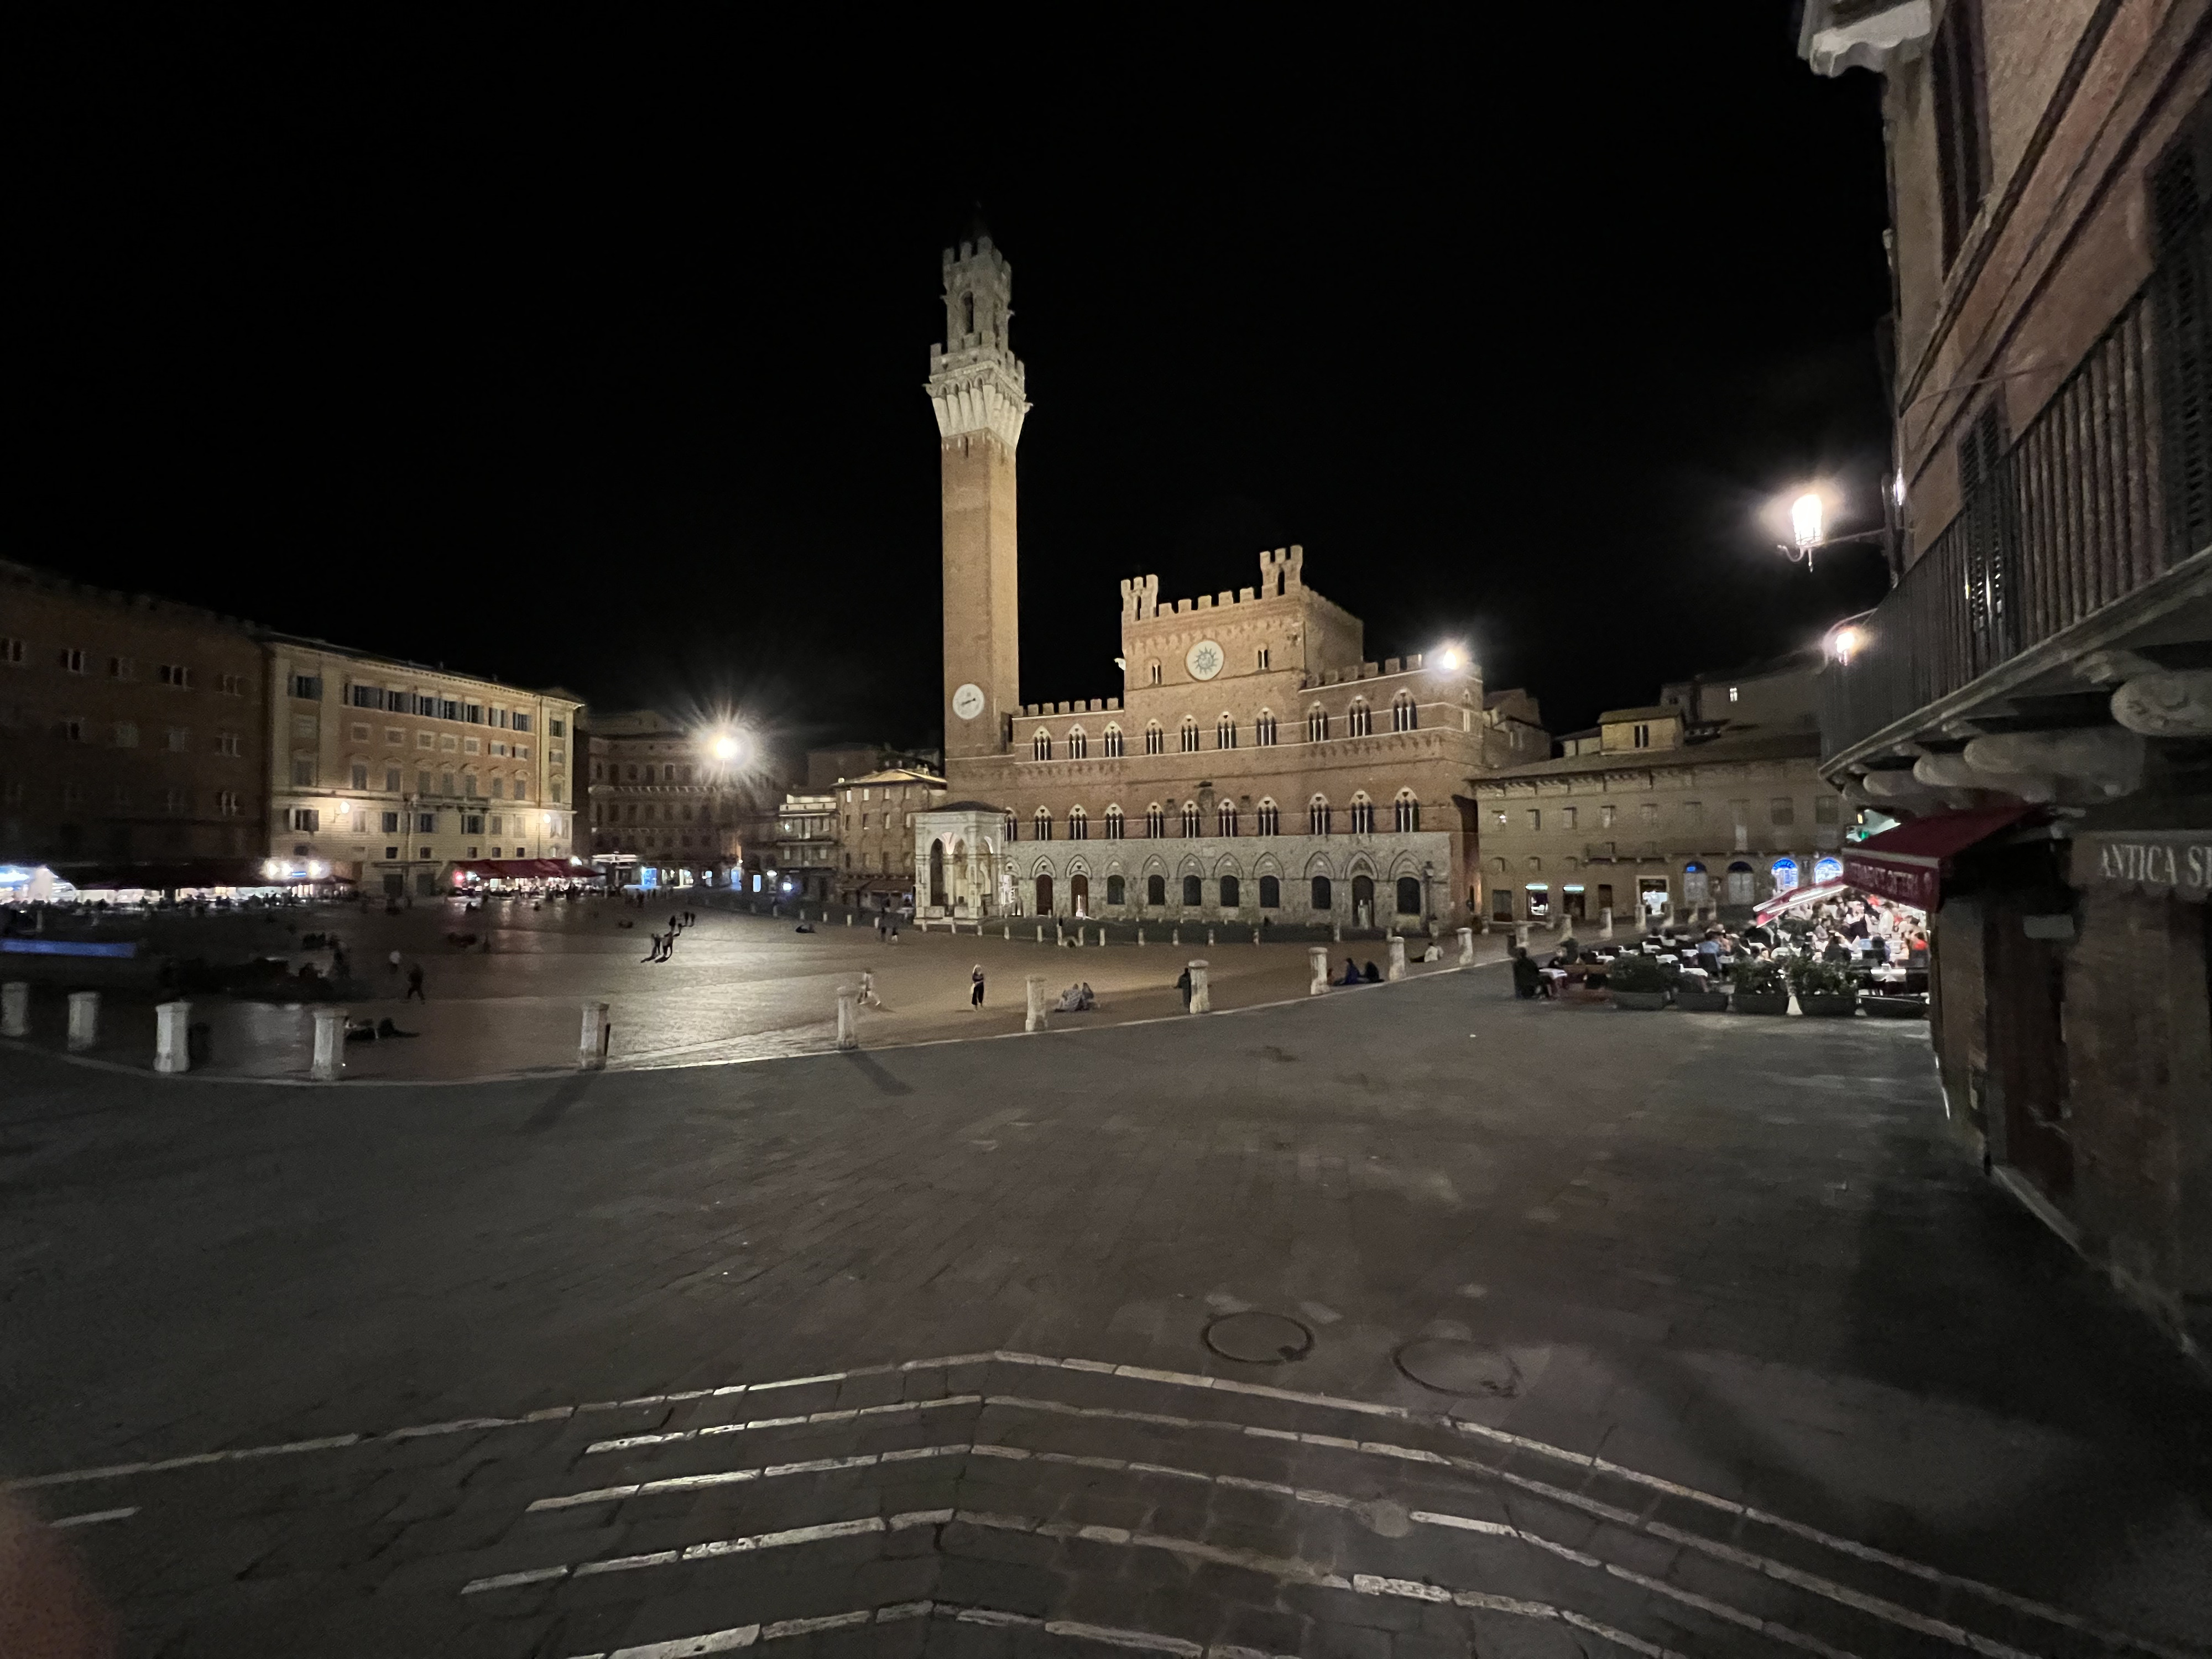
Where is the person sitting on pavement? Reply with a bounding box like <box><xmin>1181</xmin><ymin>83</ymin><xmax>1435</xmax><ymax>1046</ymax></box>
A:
<box><xmin>1055</xmin><ymin>983</ymin><xmax>1088</xmax><ymax>1013</ymax></box>
<box><xmin>1336</xmin><ymin>957</ymin><xmax>1363</xmax><ymax>987</ymax></box>
<box><xmin>1361</xmin><ymin>960</ymin><xmax>1381</xmax><ymax>982</ymax></box>
<box><xmin>1078</xmin><ymin>982</ymin><xmax>1095</xmax><ymax>1010</ymax></box>
<box><xmin>1511</xmin><ymin>947</ymin><xmax>1540</xmax><ymax>999</ymax></box>
<box><xmin>377</xmin><ymin>1016</ymin><xmax>418</xmax><ymax>1038</ymax></box>
<box><xmin>1554</xmin><ymin>935</ymin><xmax>1581</xmax><ymax>964</ymax></box>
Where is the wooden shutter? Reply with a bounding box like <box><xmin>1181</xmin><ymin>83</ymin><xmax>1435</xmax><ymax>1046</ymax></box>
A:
<box><xmin>2152</xmin><ymin>103</ymin><xmax>2211</xmax><ymax>563</ymax></box>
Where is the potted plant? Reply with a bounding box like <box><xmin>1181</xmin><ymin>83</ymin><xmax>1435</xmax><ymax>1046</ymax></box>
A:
<box><xmin>1605</xmin><ymin>950</ymin><xmax>1671</xmax><ymax>1010</ymax></box>
<box><xmin>1789</xmin><ymin>958</ymin><xmax>1860</xmax><ymax>1017</ymax></box>
<box><xmin>1731</xmin><ymin>957</ymin><xmax>1791</xmax><ymax>1016</ymax></box>
<box><xmin>1674</xmin><ymin>971</ymin><xmax>1732</xmax><ymax>1013</ymax></box>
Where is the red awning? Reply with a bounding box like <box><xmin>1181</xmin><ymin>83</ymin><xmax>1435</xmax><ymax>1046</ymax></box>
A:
<box><xmin>1840</xmin><ymin>802</ymin><xmax>2040</xmax><ymax>910</ymax></box>
<box><xmin>1753</xmin><ymin>878</ymin><xmax>1853</xmax><ymax>921</ymax></box>
<box><xmin>453</xmin><ymin>859</ymin><xmax>578</xmax><ymax>879</ymax></box>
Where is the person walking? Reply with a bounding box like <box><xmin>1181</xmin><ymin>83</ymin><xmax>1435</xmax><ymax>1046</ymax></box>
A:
<box><xmin>969</xmin><ymin>964</ymin><xmax>985</xmax><ymax>1009</ymax></box>
<box><xmin>1176</xmin><ymin>966</ymin><xmax>1193</xmax><ymax>1011</ymax></box>
<box><xmin>404</xmin><ymin>963</ymin><xmax>426</xmax><ymax>1001</ymax></box>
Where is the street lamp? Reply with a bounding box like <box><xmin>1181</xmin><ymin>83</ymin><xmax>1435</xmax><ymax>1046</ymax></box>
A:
<box><xmin>1774</xmin><ymin>487</ymin><xmax>1888</xmax><ymax>571</ymax></box>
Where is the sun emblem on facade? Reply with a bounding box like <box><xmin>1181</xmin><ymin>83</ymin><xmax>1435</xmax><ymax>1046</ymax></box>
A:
<box><xmin>1186</xmin><ymin>639</ymin><xmax>1225</xmax><ymax>681</ymax></box>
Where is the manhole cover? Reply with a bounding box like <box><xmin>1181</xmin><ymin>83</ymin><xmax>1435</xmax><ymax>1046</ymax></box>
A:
<box><xmin>1394</xmin><ymin>1338</ymin><xmax>1521</xmax><ymax>1397</ymax></box>
<box><xmin>1203</xmin><ymin>1311</ymin><xmax>1314</xmax><ymax>1365</ymax></box>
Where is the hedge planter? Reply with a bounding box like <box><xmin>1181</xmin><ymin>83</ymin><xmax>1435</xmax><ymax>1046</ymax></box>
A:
<box><xmin>1798</xmin><ymin>993</ymin><xmax>1860</xmax><ymax>1018</ymax></box>
<box><xmin>1863</xmin><ymin>994</ymin><xmax>1928</xmax><ymax>1019</ymax></box>
<box><xmin>1674</xmin><ymin>988</ymin><xmax>1732</xmax><ymax>1013</ymax></box>
<box><xmin>1612</xmin><ymin>990</ymin><xmax>1670</xmax><ymax>1010</ymax></box>
<box><xmin>1733</xmin><ymin>991</ymin><xmax>1791</xmax><ymax>1016</ymax></box>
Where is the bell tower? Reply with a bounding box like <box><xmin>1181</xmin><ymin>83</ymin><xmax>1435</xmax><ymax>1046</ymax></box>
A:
<box><xmin>928</xmin><ymin>233</ymin><xmax>1027</xmax><ymax>766</ymax></box>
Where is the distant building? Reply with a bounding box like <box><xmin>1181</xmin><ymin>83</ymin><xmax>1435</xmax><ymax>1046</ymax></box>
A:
<box><xmin>1474</xmin><ymin>663</ymin><xmax>1839</xmax><ymax>928</ymax></box>
<box><xmin>769</xmin><ymin>792</ymin><xmax>838</xmax><ymax>902</ymax></box>
<box><xmin>264</xmin><ymin>637</ymin><xmax>581</xmax><ymax>896</ymax></box>
<box><xmin>909</xmin><ymin>233</ymin><xmax>1545</xmax><ymax>927</ymax></box>
<box><xmin>806</xmin><ymin>743</ymin><xmax>941</xmax><ymax>792</ymax></box>
<box><xmin>832</xmin><ymin>766</ymin><xmax>947</xmax><ymax>910</ymax></box>
<box><xmin>1801</xmin><ymin>4</ymin><xmax>2210</xmax><ymax>1357</ymax></box>
<box><xmin>583</xmin><ymin>708</ymin><xmax>749</xmax><ymax>889</ymax></box>
<box><xmin>0</xmin><ymin>559</ymin><xmax>268</xmax><ymax>888</ymax></box>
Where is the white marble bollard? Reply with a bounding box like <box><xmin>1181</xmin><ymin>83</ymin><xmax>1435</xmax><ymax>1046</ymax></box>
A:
<box><xmin>1309</xmin><ymin>946</ymin><xmax>1329</xmax><ymax>995</ymax></box>
<box><xmin>1136</xmin><ymin>927</ymin><xmax>1145</xmax><ymax>947</ymax></box>
<box><xmin>311</xmin><ymin>1006</ymin><xmax>347</xmax><ymax>1081</ymax></box>
<box><xmin>1386</xmin><ymin>936</ymin><xmax>1407</xmax><ymax>980</ymax></box>
<box><xmin>846</xmin><ymin>914</ymin><xmax>853</xmax><ymax>926</ymax></box>
<box><xmin>1171</xmin><ymin>927</ymin><xmax>1180</xmax><ymax>946</ymax></box>
<box><xmin>1332</xmin><ymin>919</ymin><xmax>1343</xmax><ymax>942</ymax></box>
<box><xmin>1599</xmin><ymin>907</ymin><xmax>1615</xmax><ymax>940</ymax></box>
<box><xmin>836</xmin><ymin>984</ymin><xmax>858</xmax><ymax>1051</ymax></box>
<box><xmin>1</xmin><ymin>981</ymin><xmax>27</xmax><ymax>1038</ymax></box>
<box><xmin>155</xmin><ymin>1000</ymin><xmax>192</xmax><ymax>1074</ymax></box>
<box><xmin>579</xmin><ymin>1000</ymin><xmax>611</xmax><ymax>1070</ymax></box>
<box><xmin>1025</xmin><ymin>974</ymin><xmax>1047</xmax><ymax>1032</ymax></box>
<box><xmin>1207</xmin><ymin>928</ymin><xmax>1217</xmax><ymax>947</ymax></box>
<box><xmin>1457</xmin><ymin>927</ymin><xmax>1474</xmax><ymax>965</ymax></box>
<box><xmin>66</xmin><ymin>991</ymin><xmax>98</xmax><ymax>1053</ymax></box>
<box><xmin>1251</xmin><ymin>927</ymin><xmax>1260</xmax><ymax>946</ymax></box>
<box><xmin>1187</xmin><ymin>960</ymin><xmax>1212</xmax><ymax>1014</ymax></box>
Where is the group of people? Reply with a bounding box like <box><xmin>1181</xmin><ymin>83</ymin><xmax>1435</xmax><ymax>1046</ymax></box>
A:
<box><xmin>1333</xmin><ymin>957</ymin><xmax>1384</xmax><ymax>986</ymax></box>
<box><xmin>639</xmin><ymin>909</ymin><xmax>697</xmax><ymax>964</ymax></box>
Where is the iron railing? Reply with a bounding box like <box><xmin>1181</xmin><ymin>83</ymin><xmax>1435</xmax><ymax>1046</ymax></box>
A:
<box><xmin>1822</xmin><ymin>208</ymin><xmax>2211</xmax><ymax>760</ymax></box>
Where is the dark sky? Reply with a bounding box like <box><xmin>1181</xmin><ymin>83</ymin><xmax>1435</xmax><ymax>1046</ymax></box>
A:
<box><xmin>20</xmin><ymin>14</ymin><xmax>1895</xmax><ymax>761</ymax></box>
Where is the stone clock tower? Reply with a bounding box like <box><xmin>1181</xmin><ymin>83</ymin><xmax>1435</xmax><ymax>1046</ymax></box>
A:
<box><xmin>928</xmin><ymin>234</ymin><xmax>1027</xmax><ymax>766</ymax></box>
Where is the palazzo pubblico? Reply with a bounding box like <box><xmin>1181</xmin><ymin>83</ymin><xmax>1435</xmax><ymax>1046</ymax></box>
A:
<box><xmin>913</xmin><ymin>236</ymin><xmax>1542</xmax><ymax>930</ymax></box>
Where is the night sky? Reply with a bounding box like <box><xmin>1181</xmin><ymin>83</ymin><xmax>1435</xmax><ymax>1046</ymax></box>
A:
<box><xmin>21</xmin><ymin>14</ymin><xmax>1895</xmax><ymax>763</ymax></box>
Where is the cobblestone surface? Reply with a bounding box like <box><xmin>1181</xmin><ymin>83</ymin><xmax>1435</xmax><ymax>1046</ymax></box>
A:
<box><xmin>3</xmin><ymin>970</ymin><xmax>2208</xmax><ymax>1655</ymax></box>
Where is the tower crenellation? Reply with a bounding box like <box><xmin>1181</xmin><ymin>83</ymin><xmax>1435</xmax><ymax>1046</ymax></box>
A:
<box><xmin>928</xmin><ymin>236</ymin><xmax>1029</xmax><ymax>452</ymax></box>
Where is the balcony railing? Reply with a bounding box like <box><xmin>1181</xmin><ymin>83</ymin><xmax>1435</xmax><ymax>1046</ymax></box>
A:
<box><xmin>1823</xmin><ymin>212</ymin><xmax>2211</xmax><ymax>761</ymax></box>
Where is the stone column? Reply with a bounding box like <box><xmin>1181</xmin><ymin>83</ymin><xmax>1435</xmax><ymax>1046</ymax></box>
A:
<box><xmin>1309</xmin><ymin>946</ymin><xmax>1329</xmax><ymax>995</ymax></box>
<box><xmin>579</xmin><ymin>1000</ymin><xmax>611</xmax><ymax>1070</ymax></box>
<box><xmin>1599</xmin><ymin>907</ymin><xmax>1615</xmax><ymax>940</ymax></box>
<box><xmin>1025</xmin><ymin>974</ymin><xmax>1048</xmax><ymax>1033</ymax></box>
<box><xmin>66</xmin><ymin>991</ymin><xmax>98</xmax><ymax>1053</ymax></box>
<box><xmin>155</xmin><ymin>1000</ymin><xmax>192</xmax><ymax>1074</ymax></box>
<box><xmin>1386</xmin><ymin>936</ymin><xmax>1407</xmax><ymax>980</ymax></box>
<box><xmin>311</xmin><ymin>1006</ymin><xmax>347</xmax><ymax>1081</ymax></box>
<box><xmin>836</xmin><ymin>984</ymin><xmax>858</xmax><ymax>1051</ymax></box>
<box><xmin>1457</xmin><ymin>927</ymin><xmax>1474</xmax><ymax>965</ymax></box>
<box><xmin>1</xmin><ymin>982</ymin><xmax>27</xmax><ymax>1038</ymax></box>
<box><xmin>1187</xmin><ymin>961</ymin><xmax>1212</xmax><ymax>1013</ymax></box>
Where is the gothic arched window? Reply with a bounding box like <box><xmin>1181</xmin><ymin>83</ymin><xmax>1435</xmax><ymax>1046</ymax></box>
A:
<box><xmin>1308</xmin><ymin>795</ymin><xmax>1331</xmax><ymax>835</ymax></box>
<box><xmin>1349</xmin><ymin>701</ymin><xmax>1373</xmax><ymax>737</ymax></box>
<box><xmin>1307</xmin><ymin>707</ymin><xmax>1328</xmax><ymax>742</ymax></box>
<box><xmin>1391</xmin><ymin>692</ymin><xmax>1418</xmax><ymax>732</ymax></box>
<box><xmin>1349</xmin><ymin>792</ymin><xmax>1375</xmax><ymax>834</ymax></box>
<box><xmin>1068</xmin><ymin>806</ymin><xmax>1088</xmax><ymax>841</ymax></box>
<box><xmin>963</xmin><ymin>292</ymin><xmax>975</xmax><ymax>333</ymax></box>
<box><xmin>1180</xmin><ymin>719</ymin><xmax>1200</xmax><ymax>754</ymax></box>
<box><xmin>1032</xmin><ymin>729</ymin><xmax>1052</xmax><ymax>761</ymax></box>
<box><xmin>1145</xmin><ymin>802</ymin><xmax>1166</xmax><ymax>838</ymax></box>
<box><xmin>1034</xmin><ymin>807</ymin><xmax>1053</xmax><ymax>841</ymax></box>
<box><xmin>1104</xmin><ymin>804</ymin><xmax>1125</xmax><ymax>840</ymax></box>
<box><xmin>1255</xmin><ymin>799</ymin><xmax>1279</xmax><ymax>836</ymax></box>
<box><xmin>1103</xmin><ymin>725</ymin><xmax>1123</xmax><ymax>758</ymax></box>
<box><xmin>1068</xmin><ymin>728</ymin><xmax>1087</xmax><ymax>760</ymax></box>
<box><xmin>1217</xmin><ymin>715</ymin><xmax>1236</xmax><ymax>749</ymax></box>
<box><xmin>1217</xmin><ymin>802</ymin><xmax>1238</xmax><ymax>837</ymax></box>
<box><xmin>1181</xmin><ymin>800</ymin><xmax>1202</xmax><ymax>837</ymax></box>
<box><xmin>1258</xmin><ymin>874</ymin><xmax>1280</xmax><ymax>908</ymax></box>
<box><xmin>1394</xmin><ymin>790</ymin><xmax>1420</xmax><ymax>832</ymax></box>
<box><xmin>1004</xmin><ymin>811</ymin><xmax>1018</xmax><ymax>843</ymax></box>
<box><xmin>1255</xmin><ymin>711</ymin><xmax>1277</xmax><ymax>745</ymax></box>
<box><xmin>1145</xmin><ymin>722</ymin><xmax>1165</xmax><ymax>756</ymax></box>
<box><xmin>1182</xmin><ymin>874</ymin><xmax>1203</xmax><ymax>906</ymax></box>
<box><xmin>1146</xmin><ymin>872</ymin><xmax>1167</xmax><ymax>905</ymax></box>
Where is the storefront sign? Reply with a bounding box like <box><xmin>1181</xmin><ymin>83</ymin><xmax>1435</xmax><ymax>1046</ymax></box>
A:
<box><xmin>1840</xmin><ymin>852</ymin><xmax>1939</xmax><ymax>909</ymax></box>
<box><xmin>2074</xmin><ymin>832</ymin><xmax>2212</xmax><ymax>902</ymax></box>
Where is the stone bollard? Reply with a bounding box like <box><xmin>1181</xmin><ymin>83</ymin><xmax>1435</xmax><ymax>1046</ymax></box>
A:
<box><xmin>1599</xmin><ymin>907</ymin><xmax>1615</xmax><ymax>940</ymax></box>
<box><xmin>1515</xmin><ymin>922</ymin><xmax>1532</xmax><ymax>950</ymax></box>
<box><xmin>836</xmin><ymin>984</ymin><xmax>859</xmax><ymax>1051</ymax></box>
<box><xmin>155</xmin><ymin>1000</ymin><xmax>192</xmax><ymax>1074</ymax></box>
<box><xmin>1332</xmin><ymin>919</ymin><xmax>1343</xmax><ymax>942</ymax></box>
<box><xmin>1171</xmin><ymin>927</ymin><xmax>1180</xmax><ymax>947</ymax></box>
<box><xmin>1207</xmin><ymin>928</ymin><xmax>1217</xmax><ymax>947</ymax></box>
<box><xmin>1025</xmin><ymin>974</ymin><xmax>1048</xmax><ymax>1033</ymax></box>
<box><xmin>846</xmin><ymin>914</ymin><xmax>853</xmax><ymax>927</ymax></box>
<box><xmin>1309</xmin><ymin>946</ymin><xmax>1329</xmax><ymax>996</ymax></box>
<box><xmin>1136</xmin><ymin>927</ymin><xmax>1145</xmax><ymax>947</ymax></box>
<box><xmin>1036</xmin><ymin>924</ymin><xmax>1045</xmax><ymax>943</ymax></box>
<box><xmin>1457</xmin><ymin>926</ymin><xmax>1474</xmax><ymax>965</ymax></box>
<box><xmin>1386</xmin><ymin>936</ymin><xmax>1407</xmax><ymax>981</ymax></box>
<box><xmin>1097</xmin><ymin>928</ymin><xmax>1107</xmax><ymax>947</ymax></box>
<box><xmin>579</xmin><ymin>1000</ymin><xmax>611</xmax><ymax>1070</ymax></box>
<box><xmin>1</xmin><ymin>981</ymin><xmax>27</xmax><ymax>1038</ymax></box>
<box><xmin>1251</xmin><ymin>927</ymin><xmax>1260</xmax><ymax>946</ymax></box>
<box><xmin>1187</xmin><ymin>960</ymin><xmax>1212</xmax><ymax>1013</ymax></box>
<box><xmin>1055</xmin><ymin>922</ymin><xmax>1064</xmax><ymax>946</ymax></box>
<box><xmin>66</xmin><ymin>991</ymin><xmax>98</xmax><ymax>1053</ymax></box>
<box><xmin>311</xmin><ymin>1006</ymin><xmax>347</xmax><ymax>1081</ymax></box>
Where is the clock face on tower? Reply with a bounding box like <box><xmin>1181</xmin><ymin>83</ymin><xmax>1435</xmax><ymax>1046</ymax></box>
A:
<box><xmin>951</xmin><ymin>682</ymin><xmax>986</xmax><ymax>721</ymax></box>
<box><xmin>1186</xmin><ymin>640</ymin><xmax>1225</xmax><ymax>681</ymax></box>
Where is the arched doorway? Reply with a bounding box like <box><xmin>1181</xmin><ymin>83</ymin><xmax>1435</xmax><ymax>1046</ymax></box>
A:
<box><xmin>1036</xmin><ymin>872</ymin><xmax>1054</xmax><ymax>915</ymax></box>
<box><xmin>1683</xmin><ymin>861</ymin><xmax>1709</xmax><ymax>905</ymax></box>
<box><xmin>1352</xmin><ymin>873</ymin><xmax>1375</xmax><ymax>927</ymax></box>
<box><xmin>1395</xmin><ymin>875</ymin><xmax>1421</xmax><ymax>916</ymax></box>
<box><xmin>1311</xmin><ymin>875</ymin><xmax>1333</xmax><ymax>913</ymax></box>
<box><xmin>1220</xmin><ymin>874</ymin><xmax>1240</xmax><ymax>909</ymax></box>
<box><xmin>1146</xmin><ymin>873</ymin><xmax>1166</xmax><ymax>906</ymax></box>
<box><xmin>928</xmin><ymin>839</ymin><xmax>945</xmax><ymax>909</ymax></box>
<box><xmin>1725</xmin><ymin>861</ymin><xmax>1754</xmax><ymax>906</ymax></box>
<box><xmin>1070</xmin><ymin>873</ymin><xmax>1089</xmax><ymax>917</ymax></box>
<box><xmin>1181</xmin><ymin>874</ymin><xmax>1202</xmax><ymax>907</ymax></box>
